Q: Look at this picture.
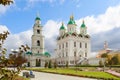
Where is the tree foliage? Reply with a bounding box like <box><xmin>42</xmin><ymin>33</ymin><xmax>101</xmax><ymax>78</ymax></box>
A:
<box><xmin>0</xmin><ymin>0</ymin><xmax>13</xmax><ymax>6</ymax></box>
<box><xmin>0</xmin><ymin>31</ymin><xmax>29</xmax><ymax>80</ymax></box>
<box><xmin>111</xmin><ymin>56</ymin><xmax>119</xmax><ymax>65</ymax></box>
<box><xmin>101</xmin><ymin>53</ymin><xmax>108</xmax><ymax>58</ymax></box>
<box><xmin>44</xmin><ymin>61</ymin><xmax>48</xmax><ymax>68</ymax></box>
<box><xmin>66</xmin><ymin>61</ymin><xmax>69</xmax><ymax>68</ymax></box>
<box><xmin>101</xmin><ymin>53</ymin><xmax>120</xmax><ymax>65</ymax></box>
<box><xmin>48</xmin><ymin>60</ymin><xmax>52</xmax><ymax>68</ymax></box>
<box><xmin>99</xmin><ymin>60</ymin><xmax>103</xmax><ymax>66</ymax></box>
<box><xmin>9</xmin><ymin>53</ymin><xmax>27</xmax><ymax>67</ymax></box>
<box><xmin>53</xmin><ymin>61</ymin><xmax>57</xmax><ymax>68</ymax></box>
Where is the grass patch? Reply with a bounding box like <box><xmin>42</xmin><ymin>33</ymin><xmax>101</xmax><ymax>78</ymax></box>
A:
<box><xmin>14</xmin><ymin>76</ymin><xmax>29</xmax><ymax>80</ymax></box>
<box><xmin>26</xmin><ymin>68</ymin><xmax>120</xmax><ymax>80</ymax></box>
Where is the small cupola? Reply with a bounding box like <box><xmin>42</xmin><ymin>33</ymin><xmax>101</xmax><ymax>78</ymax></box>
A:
<box><xmin>35</xmin><ymin>12</ymin><xmax>41</xmax><ymax>24</ymax></box>
<box><xmin>68</xmin><ymin>15</ymin><xmax>76</xmax><ymax>25</ymax></box>
<box><xmin>60</xmin><ymin>22</ymin><xmax>65</xmax><ymax>30</ymax></box>
<box><xmin>81</xmin><ymin>20</ymin><xmax>86</xmax><ymax>28</ymax></box>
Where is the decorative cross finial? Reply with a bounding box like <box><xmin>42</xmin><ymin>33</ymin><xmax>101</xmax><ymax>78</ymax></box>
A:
<box><xmin>82</xmin><ymin>20</ymin><xmax>84</xmax><ymax>24</ymax></box>
<box><xmin>62</xmin><ymin>21</ymin><xmax>64</xmax><ymax>26</ymax></box>
<box><xmin>70</xmin><ymin>14</ymin><xmax>74</xmax><ymax>20</ymax></box>
<box><xmin>37</xmin><ymin>11</ymin><xmax>40</xmax><ymax>17</ymax></box>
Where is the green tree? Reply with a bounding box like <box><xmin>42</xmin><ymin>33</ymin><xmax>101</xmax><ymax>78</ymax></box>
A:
<box><xmin>101</xmin><ymin>53</ymin><xmax>108</xmax><ymax>58</ymax></box>
<box><xmin>48</xmin><ymin>60</ymin><xmax>52</xmax><ymax>68</ymax></box>
<box><xmin>53</xmin><ymin>61</ymin><xmax>57</xmax><ymax>69</ymax></box>
<box><xmin>0</xmin><ymin>31</ymin><xmax>30</xmax><ymax>80</ymax></box>
<box><xmin>99</xmin><ymin>60</ymin><xmax>103</xmax><ymax>66</ymax></box>
<box><xmin>66</xmin><ymin>61</ymin><xmax>69</xmax><ymax>68</ymax></box>
<box><xmin>44</xmin><ymin>61</ymin><xmax>48</xmax><ymax>68</ymax></box>
<box><xmin>111</xmin><ymin>56</ymin><xmax>119</xmax><ymax>65</ymax></box>
<box><xmin>101</xmin><ymin>53</ymin><xmax>108</xmax><ymax>71</ymax></box>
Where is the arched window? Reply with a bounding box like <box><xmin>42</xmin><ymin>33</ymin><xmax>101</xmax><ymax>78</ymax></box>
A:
<box><xmin>37</xmin><ymin>29</ymin><xmax>40</xmax><ymax>34</ymax></box>
<box><xmin>59</xmin><ymin>45</ymin><xmax>61</xmax><ymax>49</ymax></box>
<box><xmin>85</xmin><ymin>52</ymin><xmax>87</xmax><ymax>57</ymax></box>
<box><xmin>37</xmin><ymin>40</ymin><xmax>40</xmax><ymax>46</ymax></box>
<box><xmin>63</xmin><ymin>53</ymin><xmax>64</xmax><ymax>57</ymax></box>
<box><xmin>74</xmin><ymin>42</ymin><xmax>76</xmax><ymax>47</ymax></box>
<box><xmin>66</xmin><ymin>42</ymin><xmax>68</xmax><ymax>47</ymax></box>
<box><xmin>85</xmin><ymin>43</ymin><xmax>87</xmax><ymax>48</ymax></box>
<box><xmin>80</xmin><ymin>42</ymin><xmax>82</xmax><ymax>48</ymax></box>
<box><xmin>66</xmin><ymin>52</ymin><xmax>68</xmax><ymax>57</ymax></box>
<box><xmin>38</xmin><ymin>51</ymin><xmax>39</xmax><ymax>53</ymax></box>
<box><xmin>62</xmin><ymin>44</ymin><xmax>64</xmax><ymax>48</ymax></box>
<box><xmin>74</xmin><ymin>51</ymin><xmax>76</xmax><ymax>57</ymax></box>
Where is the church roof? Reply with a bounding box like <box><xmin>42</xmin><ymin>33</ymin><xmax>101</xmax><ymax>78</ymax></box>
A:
<box><xmin>34</xmin><ymin>53</ymin><xmax>44</xmax><ymax>56</ymax></box>
<box><xmin>60</xmin><ymin>22</ymin><xmax>65</xmax><ymax>30</ymax></box>
<box><xmin>31</xmin><ymin>52</ymin><xmax>51</xmax><ymax>57</ymax></box>
<box><xmin>35</xmin><ymin>17</ymin><xmax>41</xmax><ymax>21</ymax></box>
<box><xmin>81</xmin><ymin>20</ymin><xmax>86</xmax><ymax>28</ymax></box>
<box><xmin>26</xmin><ymin>51</ymin><xmax>32</xmax><ymax>55</ymax></box>
<box><xmin>68</xmin><ymin>15</ymin><xmax>76</xmax><ymax>25</ymax></box>
<box><xmin>44</xmin><ymin>52</ymin><xmax>51</xmax><ymax>57</ymax></box>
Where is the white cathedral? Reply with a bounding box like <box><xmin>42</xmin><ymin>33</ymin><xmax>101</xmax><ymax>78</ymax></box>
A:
<box><xmin>25</xmin><ymin>15</ymin><xmax>50</xmax><ymax>67</ymax></box>
<box><xmin>55</xmin><ymin>15</ymin><xmax>91</xmax><ymax>66</ymax></box>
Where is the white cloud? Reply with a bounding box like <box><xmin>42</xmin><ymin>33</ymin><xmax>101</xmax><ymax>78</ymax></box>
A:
<box><xmin>3</xmin><ymin>30</ymin><xmax>32</xmax><ymax>55</ymax></box>
<box><xmin>2</xmin><ymin>4</ymin><xmax>120</xmax><ymax>57</ymax></box>
<box><xmin>43</xmin><ymin>20</ymin><xmax>60</xmax><ymax>39</ymax></box>
<box><xmin>76</xmin><ymin>5</ymin><xmax>120</xmax><ymax>34</ymax></box>
<box><xmin>0</xmin><ymin>25</ymin><xmax>9</xmax><ymax>32</ymax></box>
<box><xmin>0</xmin><ymin>5</ymin><xmax>10</xmax><ymax>15</ymax></box>
<box><xmin>24</xmin><ymin>0</ymin><xmax>65</xmax><ymax>10</ymax></box>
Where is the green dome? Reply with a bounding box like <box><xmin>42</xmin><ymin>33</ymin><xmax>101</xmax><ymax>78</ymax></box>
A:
<box><xmin>26</xmin><ymin>51</ymin><xmax>32</xmax><ymax>55</ymax></box>
<box><xmin>68</xmin><ymin>15</ymin><xmax>76</xmax><ymax>24</ymax></box>
<box><xmin>81</xmin><ymin>20</ymin><xmax>86</xmax><ymax>28</ymax></box>
<box><xmin>60</xmin><ymin>22</ymin><xmax>65</xmax><ymax>30</ymax></box>
<box><xmin>35</xmin><ymin>17</ymin><xmax>40</xmax><ymax>21</ymax></box>
<box><xmin>44</xmin><ymin>52</ymin><xmax>51</xmax><ymax>57</ymax></box>
<box><xmin>68</xmin><ymin>20</ymin><xmax>75</xmax><ymax>24</ymax></box>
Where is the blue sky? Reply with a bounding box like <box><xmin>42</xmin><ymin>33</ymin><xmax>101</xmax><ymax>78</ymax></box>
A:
<box><xmin>1</xmin><ymin>0</ymin><xmax>120</xmax><ymax>57</ymax></box>
<box><xmin>1</xmin><ymin>0</ymin><xmax>119</xmax><ymax>33</ymax></box>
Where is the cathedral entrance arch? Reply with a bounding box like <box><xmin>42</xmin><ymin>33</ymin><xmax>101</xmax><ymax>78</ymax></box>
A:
<box><xmin>36</xmin><ymin>59</ymin><xmax>41</xmax><ymax>67</ymax></box>
<box><xmin>27</xmin><ymin>62</ymin><xmax>30</xmax><ymax>67</ymax></box>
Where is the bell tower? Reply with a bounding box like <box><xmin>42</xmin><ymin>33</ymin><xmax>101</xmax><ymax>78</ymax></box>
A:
<box><xmin>31</xmin><ymin>13</ymin><xmax>44</xmax><ymax>54</ymax></box>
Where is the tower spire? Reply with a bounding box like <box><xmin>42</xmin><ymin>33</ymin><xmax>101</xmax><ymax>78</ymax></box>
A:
<box><xmin>35</xmin><ymin>11</ymin><xmax>41</xmax><ymax>21</ymax></box>
<box><xmin>37</xmin><ymin>11</ymin><xmax>40</xmax><ymax>17</ymax></box>
<box><xmin>82</xmin><ymin>20</ymin><xmax>84</xmax><ymax>24</ymax></box>
<box><xmin>62</xmin><ymin>21</ymin><xmax>64</xmax><ymax>26</ymax></box>
<box><xmin>70</xmin><ymin>14</ymin><xmax>74</xmax><ymax>20</ymax></box>
<box><xmin>104</xmin><ymin>41</ymin><xmax>108</xmax><ymax>50</ymax></box>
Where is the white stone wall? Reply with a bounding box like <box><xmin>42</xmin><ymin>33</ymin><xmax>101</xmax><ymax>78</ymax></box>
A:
<box><xmin>56</xmin><ymin>35</ymin><xmax>91</xmax><ymax>66</ymax></box>
<box><xmin>67</xmin><ymin>24</ymin><xmax>76</xmax><ymax>33</ymax></box>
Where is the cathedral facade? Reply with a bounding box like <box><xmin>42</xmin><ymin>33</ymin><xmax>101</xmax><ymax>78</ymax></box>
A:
<box><xmin>55</xmin><ymin>15</ymin><xmax>91</xmax><ymax>66</ymax></box>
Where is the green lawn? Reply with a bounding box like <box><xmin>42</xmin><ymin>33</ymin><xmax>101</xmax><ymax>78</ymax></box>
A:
<box><xmin>15</xmin><ymin>76</ymin><xmax>30</xmax><ymax>80</ymax></box>
<box><xmin>26</xmin><ymin>68</ymin><xmax>120</xmax><ymax>80</ymax></box>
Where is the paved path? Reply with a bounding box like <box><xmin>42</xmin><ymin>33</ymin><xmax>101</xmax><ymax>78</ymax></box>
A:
<box><xmin>20</xmin><ymin>70</ymin><xmax>96</xmax><ymax>80</ymax></box>
<box><xmin>106</xmin><ymin>70</ymin><xmax>120</xmax><ymax>78</ymax></box>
